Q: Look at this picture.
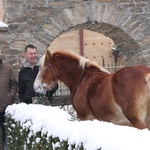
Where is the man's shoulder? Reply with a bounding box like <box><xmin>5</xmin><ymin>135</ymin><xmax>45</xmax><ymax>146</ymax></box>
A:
<box><xmin>19</xmin><ymin>67</ymin><xmax>29</xmax><ymax>73</ymax></box>
<box><xmin>19</xmin><ymin>66</ymin><xmax>39</xmax><ymax>73</ymax></box>
<box><xmin>34</xmin><ymin>65</ymin><xmax>39</xmax><ymax>69</ymax></box>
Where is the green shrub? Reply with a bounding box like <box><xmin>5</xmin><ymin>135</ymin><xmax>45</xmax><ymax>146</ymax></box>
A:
<box><xmin>5</xmin><ymin>114</ymin><xmax>84</xmax><ymax>150</ymax></box>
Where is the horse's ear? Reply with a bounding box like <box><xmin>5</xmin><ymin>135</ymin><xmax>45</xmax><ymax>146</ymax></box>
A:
<box><xmin>45</xmin><ymin>50</ymin><xmax>51</xmax><ymax>62</ymax></box>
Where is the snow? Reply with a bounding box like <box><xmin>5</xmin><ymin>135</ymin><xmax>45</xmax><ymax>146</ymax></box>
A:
<box><xmin>0</xmin><ymin>21</ymin><xmax>8</xmax><ymax>27</ymax></box>
<box><xmin>5</xmin><ymin>103</ymin><xmax>150</xmax><ymax>150</ymax></box>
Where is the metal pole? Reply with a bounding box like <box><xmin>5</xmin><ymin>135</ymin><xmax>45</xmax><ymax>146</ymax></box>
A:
<box><xmin>101</xmin><ymin>56</ymin><xmax>105</xmax><ymax>67</ymax></box>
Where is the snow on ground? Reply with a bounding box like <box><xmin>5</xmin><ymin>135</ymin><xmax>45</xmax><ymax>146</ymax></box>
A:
<box><xmin>5</xmin><ymin>103</ymin><xmax>150</xmax><ymax>150</ymax></box>
<box><xmin>0</xmin><ymin>21</ymin><xmax>8</xmax><ymax>27</ymax></box>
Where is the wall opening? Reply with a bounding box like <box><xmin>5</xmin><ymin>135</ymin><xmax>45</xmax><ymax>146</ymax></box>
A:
<box><xmin>48</xmin><ymin>29</ymin><xmax>124</xmax><ymax>68</ymax></box>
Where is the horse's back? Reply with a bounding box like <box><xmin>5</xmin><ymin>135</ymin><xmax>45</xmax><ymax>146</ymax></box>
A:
<box><xmin>112</xmin><ymin>66</ymin><xmax>150</xmax><ymax>97</ymax></box>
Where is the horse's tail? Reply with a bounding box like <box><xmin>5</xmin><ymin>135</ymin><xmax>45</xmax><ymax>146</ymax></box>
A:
<box><xmin>145</xmin><ymin>73</ymin><xmax>150</xmax><ymax>128</ymax></box>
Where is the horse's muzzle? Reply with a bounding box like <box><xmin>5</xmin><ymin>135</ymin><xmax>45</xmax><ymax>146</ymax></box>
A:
<box><xmin>34</xmin><ymin>83</ymin><xmax>46</xmax><ymax>94</ymax></box>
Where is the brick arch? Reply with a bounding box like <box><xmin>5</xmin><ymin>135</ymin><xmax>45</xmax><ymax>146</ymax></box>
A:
<box><xmin>65</xmin><ymin>22</ymin><xmax>140</xmax><ymax>65</ymax></box>
<box><xmin>29</xmin><ymin>3</ymin><xmax>148</xmax><ymax>65</ymax></box>
<box><xmin>2</xmin><ymin>0</ymin><xmax>150</xmax><ymax>66</ymax></box>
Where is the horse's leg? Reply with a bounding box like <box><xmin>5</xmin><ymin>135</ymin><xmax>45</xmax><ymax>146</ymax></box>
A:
<box><xmin>144</xmin><ymin>74</ymin><xmax>150</xmax><ymax>129</ymax></box>
<box><xmin>128</xmin><ymin>74</ymin><xmax>150</xmax><ymax>130</ymax></box>
<box><xmin>73</xmin><ymin>88</ymin><xmax>96</xmax><ymax>121</ymax></box>
<box><xmin>77</xmin><ymin>110</ymin><xmax>96</xmax><ymax>121</ymax></box>
<box><xmin>114</xmin><ymin>119</ymin><xmax>133</xmax><ymax>127</ymax></box>
<box><xmin>127</xmin><ymin>119</ymin><xmax>147</xmax><ymax>129</ymax></box>
<box><xmin>77</xmin><ymin>115</ymin><xmax>95</xmax><ymax>121</ymax></box>
<box><xmin>122</xmin><ymin>95</ymin><xmax>148</xmax><ymax>129</ymax></box>
<box><xmin>114</xmin><ymin>86</ymin><xmax>148</xmax><ymax>129</ymax></box>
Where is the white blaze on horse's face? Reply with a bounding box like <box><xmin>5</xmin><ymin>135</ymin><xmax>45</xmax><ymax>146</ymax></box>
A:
<box><xmin>34</xmin><ymin>72</ymin><xmax>46</xmax><ymax>94</ymax></box>
<box><xmin>34</xmin><ymin>71</ymin><xmax>56</xmax><ymax>94</ymax></box>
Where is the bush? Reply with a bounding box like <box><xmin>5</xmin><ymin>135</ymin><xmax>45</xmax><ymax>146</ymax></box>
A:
<box><xmin>5</xmin><ymin>108</ymin><xmax>84</xmax><ymax>150</ymax></box>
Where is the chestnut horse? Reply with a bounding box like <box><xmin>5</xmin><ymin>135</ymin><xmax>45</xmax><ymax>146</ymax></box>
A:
<box><xmin>34</xmin><ymin>50</ymin><xmax>150</xmax><ymax>129</ymax></box>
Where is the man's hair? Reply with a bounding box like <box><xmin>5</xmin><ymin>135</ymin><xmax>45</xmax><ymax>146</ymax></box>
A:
<box><xmin>24</xmin><ymin>44</ymin><xmax>37</xmax><ymax>52</ymax></box>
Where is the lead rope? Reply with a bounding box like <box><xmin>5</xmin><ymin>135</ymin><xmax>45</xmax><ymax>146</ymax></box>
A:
<box><xmin>60</xmin><ymin>65</ymin><xmax>86</xmax><ymax>109</ymax></box>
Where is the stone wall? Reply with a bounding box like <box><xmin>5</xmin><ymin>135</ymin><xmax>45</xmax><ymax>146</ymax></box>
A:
<box><xmin>0</xmin><ymin>0</ymin><xmax>3</xmax><ymax>20</ymax></box>
<box><xmin>0</xmin><ymin>0</ymin><xmax>150</xmax><ymax>72</ymax></box>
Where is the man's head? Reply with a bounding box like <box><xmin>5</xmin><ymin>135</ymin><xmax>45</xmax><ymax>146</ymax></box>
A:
<box><xmin>24</xmin><ymin>44</ymin><xmax>38</xmax><ymax>65</ymax></box>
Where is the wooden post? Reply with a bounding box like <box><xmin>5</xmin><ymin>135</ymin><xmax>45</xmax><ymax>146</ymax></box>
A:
<box><xmin>79</xmin><ymin>29</ymin><xmax>84</xmax><ymax>56</ymax></box>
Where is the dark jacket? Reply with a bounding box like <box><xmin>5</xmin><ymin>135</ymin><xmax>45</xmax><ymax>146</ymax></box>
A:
<box><xmin>18</xmin><ymin>63</ymin><xmax>39</xmax><ymax>104</ymax></box>
<box><xmin>18</xmin><ymin>60</ymin><xmax>59</xmax><ymax>104</ymax></box>
<box><xmin>0</xmin><ymin>60</ymin><xmax>17</xmax><ymax>112</ymax></box>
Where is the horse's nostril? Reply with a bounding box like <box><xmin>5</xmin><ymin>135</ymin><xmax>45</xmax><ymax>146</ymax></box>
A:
<box><xmin>38</xmin><ymin>85</ymin><xmax>42</xmax><ymax>89</ymax></box>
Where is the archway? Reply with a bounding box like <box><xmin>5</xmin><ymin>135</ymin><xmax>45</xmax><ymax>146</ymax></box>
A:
<box><xmin>48</xmin><ymin>29</ymin><xmax>124</xmax><ymax>68</ymax></box>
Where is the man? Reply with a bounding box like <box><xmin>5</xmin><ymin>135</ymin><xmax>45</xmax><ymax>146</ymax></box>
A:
<box><xmin>18</xmin><ymin>44</ymin><xmax>58</xmax><ymax>104</ymax></box>
<box><xmin>0</xmin><ymin>51</ymin><xmax>17</xmax><ymax>150</ymax></box>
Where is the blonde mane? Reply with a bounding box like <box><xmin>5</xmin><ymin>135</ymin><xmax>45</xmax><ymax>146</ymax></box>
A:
<box><xmin>39</xmin><ymin>54</ymin><xmax>46</xmax><ymax>69</ymax></box>
<box><xmin>40</xmin><ymin>49</ymin><xmax>110</xmax><ymax>74</ymax></box>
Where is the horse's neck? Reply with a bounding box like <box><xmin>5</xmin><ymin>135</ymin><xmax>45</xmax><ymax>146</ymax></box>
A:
<box><xmin>58</xmin><ymin>64</ymin><xmax>82</xmax><ymax>93</ymax></box>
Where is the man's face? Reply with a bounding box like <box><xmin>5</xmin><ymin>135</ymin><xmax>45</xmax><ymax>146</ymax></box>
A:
<box><xmin>24</xmin><ymin>48</ymin><xmax>38</xmax><ymax>65</ymax></box>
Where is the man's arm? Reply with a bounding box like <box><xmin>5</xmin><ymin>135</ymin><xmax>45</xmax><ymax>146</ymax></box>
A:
<box><xmin>9</xmin><ymin>67</ymin><xmax>18</xmax><ymax>101</ymax></box>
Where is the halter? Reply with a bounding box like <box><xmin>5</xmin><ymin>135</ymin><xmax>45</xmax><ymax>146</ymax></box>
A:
<box><xmin>72</xmin><ymin>65</ymin><xmax>86</xmax><ymax>96</ymax></box>
<box><xmin>41</xmin><ymin>62</ymin><xmax>56</xmax><ymax>85</ymax></box>
<box><xmin>42</xmin><ymin>63</ymin><xmax>51</xmax><ymax>82</ymax></box>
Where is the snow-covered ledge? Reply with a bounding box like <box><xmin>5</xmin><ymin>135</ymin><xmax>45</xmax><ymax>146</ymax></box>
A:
<box><xmin>5</xmin><ymin>103</ymin><xmax>150</xmax><ymax>150</ymax></box>
<box><xmin>0</xmin><ymin>21</ymin><xmax>8</xmax><ymax>31</ymax></box>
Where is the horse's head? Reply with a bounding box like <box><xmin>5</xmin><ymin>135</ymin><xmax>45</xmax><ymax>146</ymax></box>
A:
<box><xmin>34</xmin><ymin>50</ymin><xmax>58</xmax><ymax>94</ymax></box>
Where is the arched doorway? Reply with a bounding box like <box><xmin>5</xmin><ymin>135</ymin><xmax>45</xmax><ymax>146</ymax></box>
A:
<box><xmin>48</xmin><ymin>29</ymin><xmax>124</xmax><ymax>71</ymax></box>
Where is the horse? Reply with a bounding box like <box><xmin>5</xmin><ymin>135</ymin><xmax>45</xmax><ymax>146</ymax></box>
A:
<box><xmin>34</xmin><ymin>49</ymin><xmax>150</xmax><ymax>129</ymax></box>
